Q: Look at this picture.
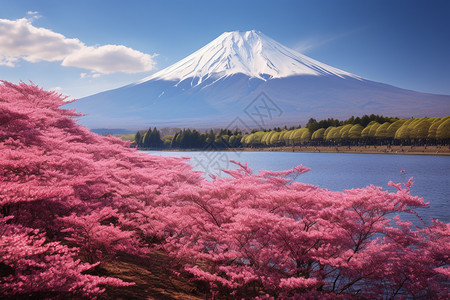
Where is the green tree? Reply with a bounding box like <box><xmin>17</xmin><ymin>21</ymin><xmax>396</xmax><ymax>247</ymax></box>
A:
<box><xmin>179</xmin><ymin>129</ymin><xmax>191</xmax><ymax>148</ymax></box>
<box><xmin>394</xmin><ymin>119</ymin><xmax>421</xmax><ymax>140</ymax></box>
<box><xmin>386</xmin><ymin>119</ymin><xmax>406</xmax><ymax>138</ymax></box>
<box><xmin>300</xmin><ymin>129</ymin><xmax>311</xmax><ymax>143</ymax></box>
<box><xmin>287</xmin><ymin>129</ymin><xmax>299</xmax><ymax>144</ymax></box>
<box><xmin>229</xmin><ymin>134</ymin><xmax>242</xmax><ymax>147</ymax></box>
<box><xmin>362</xmin><ymin>122</ymin><xmax>380</xmax><ymax>139</ymax></box>
<box><xmin>134</xmin><ymin>131</ymin><xmax>142</xmax><ymax>146</ymax></box>
<box><xmin>368</xmin><ymin>122</ymin><xmax>381</xmax><ymax>137</ymax></box>
<box><xmin>428</xmin><ymin>117</ymin><xmax>449</xmax><ymax>139</ymax></box>
<box><xmin>171</xmin><ymin>131</ymin><xmax>184</xmax><ymax>148</ymax></box>
<box><xmin>348</xmin><ymin>124</ymin><xmax>364</xmax><ymax>139</ymax></box>
<box><xmin>360</xmin><ymin>115</ymin><xmax>371</xmax><ymax>127</ymax></box>
<box><xmin>289</xmin><ymin>128</ymin><xmax>309</xmax><ymax>144</ymax></box>
<box><xmin>411</xmin><ymin>118</ymin><xmax>432</xmax><ymax>140</ymax></box>
<box><xmin>152</xmin><ymin>127</ymin><xmax>163</xmax><ymax>148</ymax></box>
<box><xmin>276</xmin><ymin>130</ymin><xmax>288</xmax><ymax>146</ymax></box>
<box><xmin>162</xmin><ymin>135</ymin><xmax>174</xmax><ymax>147</ymax></box>
<box><xmin>326</xmin><ymin>126</ymin><xmax>341</xmax><ymax>141</ymax></box>
<box><xmin>246</xmin><ymin>131</ymin><xmax>266</xmax><ymax>146</ymax></box>
<box><xmin>394</xmin><ymin>119</ymin><xmax>414</xmax><ymax>140</ymax></box>
<box><xmin>436</xmin><ymin>118</ymin><xmax>450</xmax><ymax>140</ymax></box>
<box><xmin>306</xmin><ymin>118</ymin><xmax>320</xmax><ymax>132</ymax></box>
<box><xmin>324</xmin><ymin>126</ymin><xmax>336</xmax><ymax>140</ymax></box>
<box><xmin>281</xmin><ymin>130</ymin><xmax>294</xmax><ymax>145</ymax></box>
<box><xmin>374</xmin><ymin>122</ymin><xmax>391</xmax><ymax>139</ymax></box>
<box><xmin>269</xmin><ymin>131</ymin><xmax>282</xmax><ymax>146</ymax></box>
<box><xmin>241</xmin><ymin>134</ymin><xmax>250</xmax><ymax>146</ymax></box>
<box><xmin>206</xmin><ymin>129</ymin><xmax>215</xmax><ymax>145</ymax></box>
<box><xmin>339</xmin><ymin>124</ymin><xmax>353</xmax><ymax>140</ymax></box>
<box><xmin>262</xmin><ymin>131</ymin><xmax>275</xmax><ymax>146</ymax></box>
<box><xmin>311</xmin><ymin>128</ymin><xmax>325</xmax><ymax>140</ymax></box>
<box><xmin>142</xmin><ymin>128</ymin><xmax>152</xmax><ymax>147</ymax></box>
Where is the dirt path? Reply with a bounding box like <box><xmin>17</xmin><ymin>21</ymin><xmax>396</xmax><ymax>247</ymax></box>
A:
<box><xmin>240</xmin><ymin>145</ymin><xmax>450</xmax><ymax>155</ymax></box>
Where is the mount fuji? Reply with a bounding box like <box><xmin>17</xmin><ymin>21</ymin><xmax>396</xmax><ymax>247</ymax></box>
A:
<box><xmin>67</xmin><ymin>30</ymin><xmax>450</xmax><ymax>131</ymax></box>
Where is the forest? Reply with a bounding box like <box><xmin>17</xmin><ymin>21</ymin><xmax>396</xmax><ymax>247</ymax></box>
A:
<box><xmin>1</xmin><ymin>82</ymin><xmax>448</xmax><ymax>299</ymax></box>
<box><xmin>134</xmin><ymin>115</ymin><xmax>450</xmax><ymax>150</ymax></box>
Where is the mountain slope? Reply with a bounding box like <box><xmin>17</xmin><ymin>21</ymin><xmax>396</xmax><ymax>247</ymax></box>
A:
<box><xmin>67</xmin><ymin>30</ymin><xmax>450</xmax><ymax>131</ymax></box>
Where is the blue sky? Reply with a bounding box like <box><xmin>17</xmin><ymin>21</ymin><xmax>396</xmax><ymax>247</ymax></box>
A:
<box><xmin>1</xmin><ymin>0</ymin><xmax>449</xmax><ymax>99</ymax></box>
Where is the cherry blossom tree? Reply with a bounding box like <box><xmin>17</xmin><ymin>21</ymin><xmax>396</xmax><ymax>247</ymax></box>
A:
<box><xmin>0</xmin><ymin>81</ymin><xmax>200</xmax><ymax>297</ymax></box>
<box><xmin>162</xmin><ymin>163</ymin><xmax>449</xmax><ymax>298</ymax></box>
<box><xmin>1</xmin><ymin>81</ymin><xmax>448</xmax><ymax>298</ymax></box>
<box><xmin>0</xmin><ymin>216</ymin><xmax>133</xmax><ymax>298</ymax></box>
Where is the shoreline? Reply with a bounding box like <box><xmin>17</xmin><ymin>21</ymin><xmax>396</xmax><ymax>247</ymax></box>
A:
<box><xmin>140</xmin><ymin>145</ymin><xmax>450</xmax><ymax>156</ymax></box>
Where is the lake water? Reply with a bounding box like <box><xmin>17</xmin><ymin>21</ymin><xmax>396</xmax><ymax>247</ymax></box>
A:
<box><xmin>143</xmin><ymin>150</ymin><xmax>449</xmax><ymax>224</ymax></box>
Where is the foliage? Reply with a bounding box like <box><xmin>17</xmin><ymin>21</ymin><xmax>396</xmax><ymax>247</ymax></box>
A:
<box><xmin>339</xmin><ymin>124</ymin><xmax>353</xmax><ymax>139</ymax></box>
<box><xmin>163</xmin><ymin>163</ymin><xmax>449</xmax><ymax>298</ymax></box>
<box><xmin>241</xmin><ymin>116</ymin><xmax>449</xmax><ymax>148</ymax></box>
<box><xmin>326</xmin><ymin>126</ymin><xmax>341</xmax><ymax>141</ymax></box>
<box><xmin>142</xmin><ymin>127</ymin><xmax>163</xmax><ymax>148</ymax></box>
<box><xmin>111</xmin><ymin>133</ymin><xmax>135</xmax><ymax>141</ymax></box>
<box><xmin>135</xmin><ymin>114</ymin><xmax>449</xmax><ymax>150</ymax></box>
<box><xmin>306</xmin><ymin>114</ymin><xmax>398</xmax><ymax>132</ymax></box>
<box><xmin>0</xmin><ymin>81</ymin><xmax>198</xmax><ymax>297</ymax></box>
<box><xmin>374</xmin><ymin>122</ymin><xmax>391</xmax><ymax>139</ymax></box>
<box><xmin>386</xmin><ymin>119</ymin><xmax>406</xmax><ymax>138</ymax></box>
<box><xmin>0</xmin><ymin>216</ymin><xmax>131</xmax><ymax>298</ymax></box>
<box><xmin>348</xmin><ymin>124</ymin><xmax>364</xmax><ymax>139</ymax></box>
<box><xmin>436</xmin><ymin>118</ymin><xmax>450</xmax><ymax>140</ymax></box>
<box><xmin>311</xmin><ymin>128</ymin><xmax>325</xmax><ymax>140</ymax></box>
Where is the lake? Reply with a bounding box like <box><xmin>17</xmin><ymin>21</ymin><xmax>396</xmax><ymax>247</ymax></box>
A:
<box><xmin>143</xmin><ymin>150</ymin><xmax>449</xmax><ymax>224</ymax></box>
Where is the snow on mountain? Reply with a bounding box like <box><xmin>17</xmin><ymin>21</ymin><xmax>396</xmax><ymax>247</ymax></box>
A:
<box><xmin>138</xmin><ymin>30</ymin><xmax>360</xmax><ymax>85</ymax></box>
<box><xmin>67</xmin><ymin>30</ymin><xmax>450</xmax><ymax>131</ymax></box>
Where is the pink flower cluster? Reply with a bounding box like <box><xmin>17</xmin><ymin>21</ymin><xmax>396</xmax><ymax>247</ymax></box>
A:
<box><xmin>0</xmin><ymin>82</ymin><xmax>448</xmax><ymax>298</ymax></box>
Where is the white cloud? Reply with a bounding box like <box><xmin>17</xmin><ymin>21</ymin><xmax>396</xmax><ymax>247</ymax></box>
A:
<box><xmin>49</xmin><ymin>86</ymin><xmax>62</xmax><ymax>93</ymax></box>
<box><xmin>295</xmin><ymin>35</ymin><xmax>347</xmax><ymax>54</ymax></box>
<box><xmin>80</xmin><ymin>71</ymin><xmax>102</xmax><ymax>79</ymax></box>
<box><xmin>25</xmin><ymin>11</ymin><xmax>41</xmax><ymax>22</ymax></box>
<box><xmin>0</xmin><ymin>56</ymin><xmax>19</xmax><ymax>67</ymax></box>
<box><xmin>0</xmin><ymin>18</ymin><xmax>83</xmax><ymax>63</ymax></box>
<box><xmin>294</xmin><ymin>38</ymin><xmax>322</xmax><ymax>54</ymax></box>
<box><xmin>63</xmin><ymin>45</ymin><xmax>156</xmax><ymax>74</ymax></box>
<box><xmin>0</xmin><ymin>17</ymin><xmax>157</xmax><ymax>74</ymax></box>
<box><xmin>294</xmin><ymin>28</ymin><xmax>365</xmax><ymax>54</ymax></box>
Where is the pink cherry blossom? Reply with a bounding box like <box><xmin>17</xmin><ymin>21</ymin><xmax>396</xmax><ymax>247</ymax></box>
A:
<box><xmin>1</xmin><ymin>81</ymin><xmax>448</xmax><ymax>298</ymax></box>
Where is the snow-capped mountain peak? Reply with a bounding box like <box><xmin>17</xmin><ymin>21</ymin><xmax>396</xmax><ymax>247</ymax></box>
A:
<box><xmin>69</xmin><ymin>30</ymin><xmax>449</xmax><ymax>131</ymax></box>
<box><xmin>139</xmin><ymin>30</ymin><xmax>360</xmax><ymax>85</ymax></box>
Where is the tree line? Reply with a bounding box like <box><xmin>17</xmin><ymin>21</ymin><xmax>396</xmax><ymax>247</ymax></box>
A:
<box><xmin>134</xmin><ymin>114</ymin><xmax>450</xmax><ymax>149</ymax></box>
<box><xmin>135</xmin><ymin>127</ymin><xmax>244</xmax><ymax>149</ymax></box>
